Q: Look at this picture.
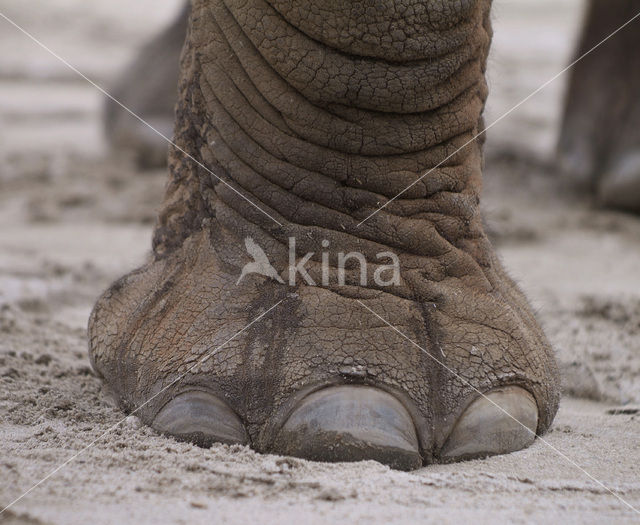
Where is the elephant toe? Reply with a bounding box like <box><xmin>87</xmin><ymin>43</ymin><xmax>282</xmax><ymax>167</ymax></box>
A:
<box><xmin>271</xmin><ymin>385</ymin><xmax>422</xmax><ymax>471</ymax></box>
<box><xmin>439</xmin><ymin>386</ymin><xmax>538</xmax><ymax>461</ymax></box>
<box><xmin>152</xmin><ymin>390</ymin><xmax>248</xmax><ymax>447</ymax></box>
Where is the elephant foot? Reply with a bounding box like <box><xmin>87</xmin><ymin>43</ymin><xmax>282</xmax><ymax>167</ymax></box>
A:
<box><xmin>88</xmin><ymin>227</ymin><xmax>559</xmax><ymax>470</ymax></box>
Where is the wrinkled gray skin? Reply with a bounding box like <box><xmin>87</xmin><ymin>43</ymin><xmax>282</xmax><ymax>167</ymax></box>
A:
<box><xmin>106</xmin><ymin>0</ymin><xmax>640</xmax><ymax>217</ymax></box>
<box><xmin>91</xmin><ymin>0</ymin><xmax>560</xmax><ymax>470</ymax></box>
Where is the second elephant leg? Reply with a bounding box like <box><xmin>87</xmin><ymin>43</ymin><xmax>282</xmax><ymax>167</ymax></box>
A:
<box><xmin>558</xmin><ymin>0</ymin><xmax>640</xmax><ymax>212</ymax></box>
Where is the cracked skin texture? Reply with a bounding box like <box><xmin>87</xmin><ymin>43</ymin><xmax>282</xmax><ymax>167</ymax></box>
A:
<box><xmin>88</xmin><ymin>0</ymin><xmax>560</xmax><ymax>465</ymax></box>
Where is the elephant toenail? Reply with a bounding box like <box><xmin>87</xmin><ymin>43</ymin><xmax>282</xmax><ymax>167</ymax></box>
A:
<box><xmin>271</xmin><ymin>385</ymin><xmax>422</xmax><ymax>471</ymax></box>
<box><xmin>440</xmin><ymin>386</ymin><xmax>538</xmax><ymax>461</ymax></box>
<box><xmin>152</xmin><ymin>390</ymin><xmax>248</xmax><ymax>447</ymax></box>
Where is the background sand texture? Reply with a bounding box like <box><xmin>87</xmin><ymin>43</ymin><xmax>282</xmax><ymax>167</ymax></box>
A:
<box><xmin>1</xmin><ymin>1</ymin><xmax>639</xmax><ymax>523</ymax></box>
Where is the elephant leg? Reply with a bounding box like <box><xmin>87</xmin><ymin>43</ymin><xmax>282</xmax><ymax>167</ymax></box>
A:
<box><xmin>89</xmin><ymin>0</ymin><xmax>559</xmax><ymax>470</ymax></box>
<box><xmin>558</xmin><ymin>0</ymin><xmax>640</xmax><ymax>212</ymax></box>
<box><xmin>103</xmin><ymin>3</ymin><xmax>190</xmax><ymax>168</ymax></box>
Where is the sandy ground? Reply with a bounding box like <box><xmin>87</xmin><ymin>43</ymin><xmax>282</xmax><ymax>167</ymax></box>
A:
<box><xmin>1</xmin><ymin>1</ymin><xmax>640</xmax><ymax>523</ymax></box>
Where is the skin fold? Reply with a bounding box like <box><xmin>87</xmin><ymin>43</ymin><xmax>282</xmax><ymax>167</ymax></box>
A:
<box><xmin>89</xmin><ymin>0</ymin><xmax>560</xmax><ymax>468</ymax></box>
<box><xmin>106</xmin><ymin>0</ymin><xmax>640</xmax><ymax>215</ymax></box>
